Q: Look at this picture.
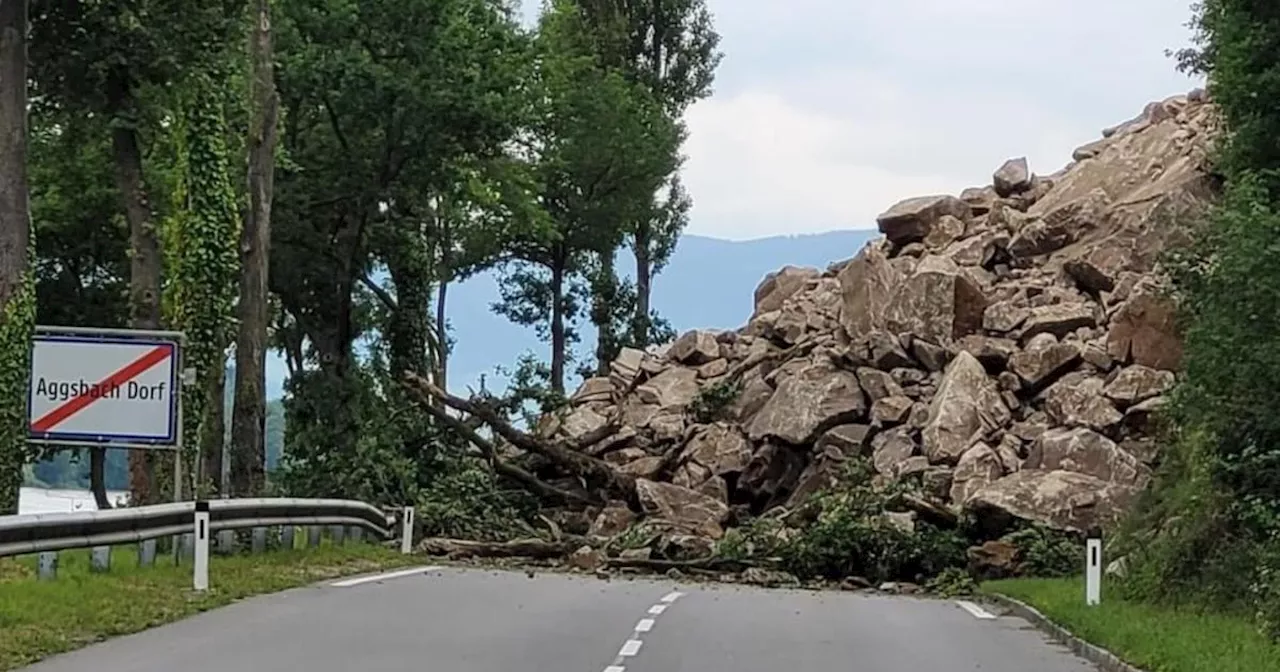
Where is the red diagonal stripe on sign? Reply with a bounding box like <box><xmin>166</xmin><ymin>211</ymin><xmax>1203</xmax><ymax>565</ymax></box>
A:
<box><xmin>30</xmin><ymin>345</ymin><xmax>172</xmax><ymax>433</ymax></box>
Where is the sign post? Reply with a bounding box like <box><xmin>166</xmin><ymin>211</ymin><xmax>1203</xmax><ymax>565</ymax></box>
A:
<box><xmin>1085</xmin><ymin>527</ymin><xmax>1103</xmax><ymax>606</ymax></box>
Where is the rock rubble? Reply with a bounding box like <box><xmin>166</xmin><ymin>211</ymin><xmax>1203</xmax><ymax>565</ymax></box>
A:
<box><xmin>551</xmin><ymin>90</ymin><xmax>1218</xmax><ymax>546</ymax></box>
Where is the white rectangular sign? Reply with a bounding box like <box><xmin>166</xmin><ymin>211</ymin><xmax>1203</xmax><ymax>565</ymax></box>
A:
<box><xmin>28</xmin><ymin>333</ymin><xmax>180</xmax><ymax>446</ymax></box>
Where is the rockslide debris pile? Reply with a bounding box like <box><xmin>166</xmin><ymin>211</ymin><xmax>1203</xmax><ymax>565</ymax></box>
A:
<box><xmin>532</xmin><ymin>90</ymin><xmax>1219</xmax><ymax>557</ymax></box>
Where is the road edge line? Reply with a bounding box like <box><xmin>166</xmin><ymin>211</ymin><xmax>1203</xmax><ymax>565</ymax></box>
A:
<box><xmin>329</xmin><ymin>565</ymin><xmax>441</xmax><ymax>587</ymax></box>
<box><xmin>955</xmin><ymin>600</ymin><xmax>996</xmax><ymax>619</ymax></box>
<box><xmin>985</xmin><ymin>593</ymin><xmax>1147</xmax><ymax>672</ymax></box>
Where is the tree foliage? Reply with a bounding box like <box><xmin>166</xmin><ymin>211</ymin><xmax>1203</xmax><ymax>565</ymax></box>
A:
<box><xmin>11</xmin><ymin>0</ymin><xmax>716</xmax><ymax>539</ymax></box>
<box><xmin>1121</xmin><ymin>0</ymin><xmax>1280</xmax><ymax>639</ymax></box>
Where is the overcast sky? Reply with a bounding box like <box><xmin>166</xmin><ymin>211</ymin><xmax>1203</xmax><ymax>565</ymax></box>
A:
<box><xmin>521</xmin><ymin>1</ymin><xmax>1205</xmax><ymax>240</ymax></box>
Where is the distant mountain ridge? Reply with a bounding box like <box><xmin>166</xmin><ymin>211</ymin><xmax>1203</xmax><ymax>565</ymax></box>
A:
<box><xmin>29</xmin><ymin>229</ymin><xmax>878</xmax><ymax>490</ymax></box>
<box><xmin>265</xmin><ymin>229</ymin><xmax>878</xmax><ymax>398</ymax></box>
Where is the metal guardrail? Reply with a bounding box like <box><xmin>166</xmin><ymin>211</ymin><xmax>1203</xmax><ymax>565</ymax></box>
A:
<box><xmin>0</xmin><ymin>497</ymin><xmax>407</xmax><ymax>564</ymax></box>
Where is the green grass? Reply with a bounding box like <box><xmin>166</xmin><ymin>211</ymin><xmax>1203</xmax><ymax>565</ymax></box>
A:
<box><xmin>985</xmin><ymin>577</ymin><xmax>1280</xmax><ymax>672</ymax></box>
<box><xmin>0</xmin><ymin>538</ymin><xmax>420</xmax><ymax>670</ymax></box>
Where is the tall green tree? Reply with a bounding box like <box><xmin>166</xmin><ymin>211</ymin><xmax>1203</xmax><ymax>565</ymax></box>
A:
<box><xmin>29</xmin><ymin>0</ymin><xmax>247</xmax><ymax>505</ymax></box>
<box><xmin>270</xmin><ymin>0</ymin><xmax>530</xmax><ymax>499</ymax></box>
<box><xmin>494</xmin><ymin>0</ymin><xmax>679</xmax><ymax>393</ymax></box>
<box><xmin>0</xmin><ymin>0</ymin><xmax>35</xmax><ymax>515</ymax></box>
<box><xmin>575</xmin><ymin>0</ymin><xmax>720</xmax><ymax>354</ymax></box>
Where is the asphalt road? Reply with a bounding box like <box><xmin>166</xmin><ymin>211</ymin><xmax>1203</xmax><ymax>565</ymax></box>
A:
<box><xmin>21</xmin><ymin>565</ymin><xmax>1098</xmax><ymax>672</ymax></box>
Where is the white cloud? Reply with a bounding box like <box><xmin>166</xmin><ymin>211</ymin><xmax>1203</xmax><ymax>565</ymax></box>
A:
<box><xmin>680</xmin><ymin>0</ymin><xmax>1204</xmax><ymax>239</ymax></box>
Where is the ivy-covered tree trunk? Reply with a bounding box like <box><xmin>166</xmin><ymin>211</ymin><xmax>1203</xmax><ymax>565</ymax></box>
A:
<box><xmin>164</xmin><ymin>72</ymin><xmax>241</xmax><ymax>497</ymax></box>
<box><xmin>0</xmin><ymin>0</ymin><xmax>34</xmax><ymax>515</ymax></box>
<box><xmin>111</xmin><ymin>104</ymin><xmax>166</xmax><ymax>501</ymax></box>
<box><xmin>230</xmin><ymin>0</ymin><xmax>277</xmax><ymax>497</ymax></box>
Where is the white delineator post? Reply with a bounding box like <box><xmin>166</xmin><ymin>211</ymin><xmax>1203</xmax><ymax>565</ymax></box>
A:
<box><xmin>193</xmin><ymin>500</ymin><xmax>210</xmax><ymax>591</ymax></box>
<box><xmin>1085</xmin><ymin>526</ymin><xmax>1102</xmax><ymax>606</ymax></box>
<box><xmin>401</xmin><ymin>506</ymin><xmax>415</xmax><ymax>555</ymax></box>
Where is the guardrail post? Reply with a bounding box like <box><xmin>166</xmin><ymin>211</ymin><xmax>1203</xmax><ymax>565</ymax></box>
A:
<box><xmin>216</xmin><ymin>530</ymin><xmax>235</xmax><ymax>555</ymax></box>
<box><xmin>1086</xmin><ymin>526</ymin><xmax>1102</xmax><ymax>606</ymax></box>
<box><xmin>193</xmin><ymin>501</ymin><xmax>210</xmax><ymax>592</ymax></box>
<box><xmin>281</xmin><ymin>525</ymin><xmax>296</xmax><ymax>550</ymax></box>
<box><xmin>138</xmin><ymin>539</ymin><xmax>157</xmax><ymax>567</ymax></box>
<box><xmin>180</xmin><ymin>533</ymin><xmax>195</xmax><ymax>561</ymax></box>
<box><xmin>90</xmin><ymin>546</ymin><xmax>111</xmax><ymax>573</ymax></box>
<box><xmin>251</xmin><ymin>527</ymin><xmax>266</xmax><ymax>553</ymax></box>
<box><xmin>37</xmin><ymin>551</ymin><xmax>57</xmax><ymax>580</ymax></box>
<box><xmin>401</xmin><ymin>506</ymin><xmax>414</xmax><ymax>554</ymax></box>
<box><xmin>329</xmin><ymin>525</ymin><xmax>345</xmax><ymax>545</ymax></box>
<box><xmin>307</xmin><ymin>525</ymin><xmax>321</xmax><ymax>548</ymax></box>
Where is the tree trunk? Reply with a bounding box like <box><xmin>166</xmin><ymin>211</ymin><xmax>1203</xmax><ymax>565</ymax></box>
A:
<box><xmin>199</xmin><ymin>368</ymin><xmax>227</xmax><ymax>496</ymax></box>
<box><xmin>592</xmin><ymin>253</ymin><xmax>617</xmax><ymax>375</ymax></box>
<box><xmin>0</xmin><ymin>0</ymin><xmax>31</xmax><ymax>515</ymax></box>
<box><xmin>88</xmin><ymin>448</ymin><xmax>111</xmax><ymax>509</ymax></box>
<box><xmin>109</xmin><ymin>84</ymin><xmax>163</xmax><ymax>507</ymax></box>
<box><xmin>230</xmin><ymin>0</ymin><xmax>277</xmax><ymax>497</ymax></box>
<box><xmin>632</xmin><ymin>227</ymin><xmax>652</xmax><ymax>346</ymax></box>
<box><xmin>549</xmin><ymin>260</ymin><xmax>566</xmax><ymax>394</ymax></box>
<box><xmin>435</xmin><ymin>275</ymin><xmax>448</xmax><ymax>391</ymax></box>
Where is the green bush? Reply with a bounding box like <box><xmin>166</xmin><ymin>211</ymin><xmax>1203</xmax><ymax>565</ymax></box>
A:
<box><xmin>1001</xmin><ymin>525</ymin><xmax>1081</xmax><ymax>578</ymax></box>
<box><xmin>773</xmin><ymin>458</ymin><xmax>968</xmax><ymax>583</ymax></box>
<box><xmin>690</xmin><ymin>378</ymin><xmax>741</xmax><ymax>424</ymax></box>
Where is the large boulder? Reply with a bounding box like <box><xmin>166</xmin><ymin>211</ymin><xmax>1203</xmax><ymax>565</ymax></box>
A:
<box><xmin>838</xmin><ymin>246</ymin><xmax>901</xmax><ymax>339</ymax></box>
<box><xmin>922</xmin><ymin>352</ymin><xmax>1011</xmax><ymax>464</ymax></box>
<box><xmin>747</xmin><ymin>357</ymin><xmax>868</xmax><ymax>445</ymax></box>
<box><xmin>635</xmin><ymin>479</ymin><xmax>730</xmax><ymax>539</ymax></box>
<box><xmin>967</xmin><ymin>469</ymin><xmax>1141</xmax><ymax>533</ymax></box>
<box><xmin>877</xmin><ymin>195</ymin><xmax>972</xmax><ymax>245</ymax></box>
<box><xmin>884</xmin><ymin>255</ymin><xmax>988</xmax><ymax>344</ymax></box>
<box><xmin>1025</xmin><ymin>427</ymin><xmax>1148</xmax><ymax>486</ymax></box>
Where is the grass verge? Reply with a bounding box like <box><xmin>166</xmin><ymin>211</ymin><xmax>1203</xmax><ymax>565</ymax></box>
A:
<box><xmin>0</xmin><ymin>540</ymin><xmax>420</xmax><ymax>670</ymax></box>
<box><xmin>984</xmin><ymin>576</ymin><xmax>1280</xmax><ymax>672</ymax></box>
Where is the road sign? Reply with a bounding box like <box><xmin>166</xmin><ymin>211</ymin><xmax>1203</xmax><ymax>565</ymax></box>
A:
<box><xmin>28</xmin><ymin>329</ymin><xmax>181</xmax><ymax>448</ymax></box>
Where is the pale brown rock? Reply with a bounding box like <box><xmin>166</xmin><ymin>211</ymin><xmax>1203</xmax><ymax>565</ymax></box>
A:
<box><xmin>877</xmin><ymin>194</ymin><xmax>971</xmax><ymax>245</ymax></box>
<box><xmin>983</xmin><ymin>300</ymin><xmax>1030</xmax><ymax>333</ymax></box>
<box><xmin>993</xmin><ymin>157</ymin><xmax>1032</xmax><ymax>197</ymax></box>
<box><xmin>754</xmin><ymin>266</ymin><xmax>820</xmax><ymax>316</ymax></box>
<box><xmin>1043</xmin><ymin>374</ymin><xmax>1123</xmax><ymax>431</ymax></box>
<box><xmin>1009</xmin><ymin>333</ymin><xmax>1081</xmax><ymax>388</ymax></box>
<box><xmin>1103</xmin><ymin>365</ymin><xmax>1175</xmax><ymax>407</ymax></box>
<box><xmin>1025</xmin><ymin>427</ymin><xmax>1147</xmax><ymax>485</ymax></box>
<box><xmin>922</xmin><ymin>352</ymin><xmax>1011</xmax><ymax>464</ymax></box>
<box><xmin>635</xmin><ymin>479</ymin><xmax>729</xmax><ymax>539</ymax></box>
<box><xmin>950</xmin><ymin>443</ymin><xmax>1005</xmax><ymax>504</ymax></box>
<box><xmin>747</xmin><ymin>358</ymin><xmax>867</xmax><ymax>445</ymax></box>
<box><xmin>924</xmin><ymin>214</ymin><xmax>967</xmax><ymax>250</ymax></box>
<box><xmin>872</xmin><ymin>426</ymin><xmax>916</xmax><ymax>475</ymax></box>
<box><xmin>817</xmin><ymin>423</ymin><xmax>873</xmax><ymax>452</ymax></box>
<box><xmin>680</xmin><ymin>423</ymin><xmax>753</xmax><ymax>477</ymax></box>
<box><xmin>1107</xmin><ymin>292</ymin><xmax>1182</xmax><ymax>370</ymax></box>
<box><xmin>956</xmin><ymin>335</ymin><xmax>1018</xmax><ymax>371</ymax></box>
<box><xmin>1021</xmin><ymin>302</ymin><xmax>1097</xmax><ymax>340</ymax></box>
<box><xmin>571</xmin><ymin>377</ymin><xmax>614</xmax><ymax>404</ymax></box>
<box><xmin>671</xmin><ymin>330</ymin><xmax>721</xmax><ymax>365</ymax></box>
<box><xmin>568</xmin><ymin>545</ymin><xmax>605</xmax><ymax>570</ymax></box>
<box><xmin>856</xmin><ymin>367</ymin><xmax>904</xmax><ymax>401</ymax></box>
<box><xmin>588</xmin><ymin>505</ymin><xmax>637</xmax><ymax>537</ymax></box>
<box><xmin>967</xmin><ymin>469</ymin><xmax>1141</xmax><ymax>533</ymax></box>
<box><xmin>871</xmin><ymin>395</ymin><xmax>914</xmax><ymax>425</ymax></box>
<box><xmin>635</xmin><ymin>367</ymin><xmax>700</xmax><ymax>408</ymax></box>
<box><xmin>838</xmin><ymin>246</ymin><xmax>901</xmax><ymax>339</ymax></box>
<box><xmin>885</xmin><ymin>255</ymin><xmax>988</xmax><ymax>344</ymax></box>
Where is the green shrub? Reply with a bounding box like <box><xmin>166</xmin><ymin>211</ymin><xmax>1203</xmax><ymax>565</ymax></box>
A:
<box><xmin>1001</xmin><ymin>525</ymin><xmax>1081</xmax><ymax>578</ymax></box>
<box><xmin>690</xmin><ymin>378</ymin><xmax>741</xmax><ymax>424</ymax></box>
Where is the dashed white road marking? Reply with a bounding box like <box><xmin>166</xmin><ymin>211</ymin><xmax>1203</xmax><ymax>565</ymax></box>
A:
<box><xmin>601</xmin><ymin>588</ymin><xmax>687</xmax><ymax>672</ymax></box>
<box><xmin>956</xmin><ymin>600</ymin><xmax>997</xmax><ymax>620</ymax></box>
<box><xmin>329</xmin><ymin>566</ymin><xmax>441</xmax><ymax>587</ymax></box>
